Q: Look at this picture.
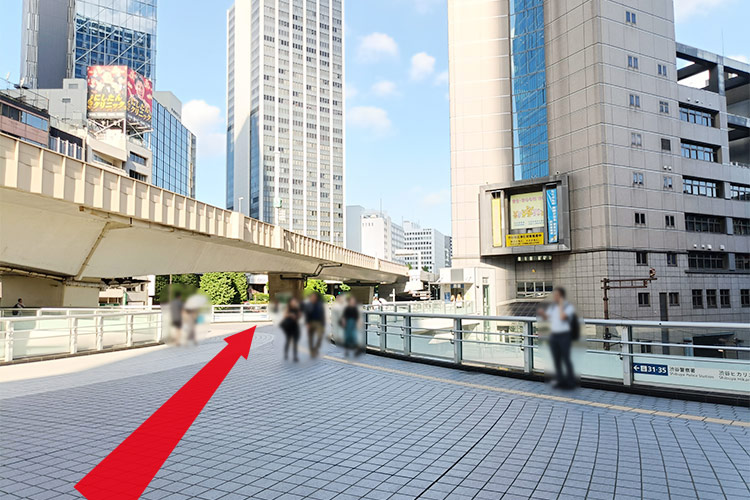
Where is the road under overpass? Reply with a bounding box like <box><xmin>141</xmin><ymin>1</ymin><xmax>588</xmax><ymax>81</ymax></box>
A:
<box><xmin>0</xmin><ymin>133</ymin><xmax>408</xmax><ymax>306</ymax></box>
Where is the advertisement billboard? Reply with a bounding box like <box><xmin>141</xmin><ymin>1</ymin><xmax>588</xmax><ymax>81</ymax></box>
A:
<box><xmin>546</xmin><ymin>188</ymin><xmax>558</xmax><ymax>243</ymax></box>
<box><xmin>87</xmin><ymin>65</ymin><xmax>127</xmax><ymax>119</ymax></box>
<box><xmin>126</xmin><ymin>68</ymin><xmax>153</xmax><ymax>127</ymax></box>
<box><xmin>506</xmin><ymin>233</ymin><xmax>544</xmax><ymax>247</ymax></box>
<box><xmin>509</xmin><ymin>191</ymin><xmax>544</xmax><ymax>229</ymax></box>
<box><xmin>491</xmin><ymin>197</ymin><xmax>503</xmax><ymax>247</ymax></box>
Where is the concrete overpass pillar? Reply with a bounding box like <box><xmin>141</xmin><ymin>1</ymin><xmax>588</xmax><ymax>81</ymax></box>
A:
<box><xmin>267</xmin><ymin>274</ymin><xmax>304</xmax><ymax>302</ymax></box>
<box><xmin>0</xmin><ymin>275</ymin><xmax>100</xmax><ymax>307</ymax></box>
<box><xmin>347</xmin><ymin>285</ymin><xmax>375</xmax><ymax>305</ymax></box>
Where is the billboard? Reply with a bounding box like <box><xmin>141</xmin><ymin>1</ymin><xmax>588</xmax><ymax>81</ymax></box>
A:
<box><xmin>87</xmin><ymin>65</ymin><xmax>127</xmax><ymax>119</ymax></box>
<box><xmin>87</xmin><ymin>65</ymin><xmax>152</xmax><ymax>127</ymax></box>
<box><xmin>491</xmin><ymin>197</ymin><xmax>503</xmax><ymax>247</ymax></box>
<box><xmin>509</xmin><ymin>191</ymin><xmax>544</xmax><ymax>229</ymax></box>
<box><xmin>546</xmin><ymin>188</ymin><xmax>559</xmax><ymax>243</ymax></box>
<box><xmin>126</xmin><ymin>68</ymin><xmax>153</xmax><ymax>127</ymax></box>
<box><xmin>506</xmin><ymin>233</ymin><xmax>544</xmax><ymax>247</ymax></box>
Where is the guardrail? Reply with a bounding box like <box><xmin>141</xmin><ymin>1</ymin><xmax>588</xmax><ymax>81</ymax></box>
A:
<box><xmin>0</xmin><ymin>305</ymin><xmax>272</xmax><ymax>362</ymax></box>
<box><xmin>210</xmin><ymin>304</ymin><xmax>269</xmax><ymax>323</ymax></box>
<box><xmin>363</xmin><ymin>310</ymin><xmax>750</xmax><ymax>396</ymax></box>
<box><xmin>364</xmin><ymin>300</ymin><xmax>475</xmax><ymax>315</ymax></box>
<box><xmin>1</xmin><ymin>309</ymin><xmax>163</xmax><ymax>362</ymax></box>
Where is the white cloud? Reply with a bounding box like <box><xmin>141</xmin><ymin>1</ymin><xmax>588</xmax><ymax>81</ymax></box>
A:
<box><xmin>728</xmin><ymin>54</ymin><xmax>749</xmax><ymax>64</ymax></box>
<box><xmin>371</xmin><ymin>80</ymin><xmax>398</xmax><ymax>97</ymax></box>
<box><xmin>348</xmin><ymin>106</ymin><xmax>392</xmax><ymax>134</ymax></box>
<box><xmin>421</xmin><ymin>188</ymin><xmax>450</xmax><ymax>207</ymax></box>
<box><xmin>357</xmin><ymin>32</ymin><xmax>398</xmax><ymax>62</ymax></box>
<box><xmin>673</xmin><ymin>0</ymin><xmax>732</xmax><ymax>23</ymax></box>
<box><xmin>434</xmin><ymin>70</ymin><xmax>449</xmax><ymax>86</ymax></box>
<box><xmin>404</xmin><ymin>0</ymin><xmax>442</xmax><ymax>14</ymax></box>
<box><xmin>182</xmin><ymin>99</ymin><xmax>224</xmax><ymax>158</ymax></box>
<box><xmin>410</xmin><ymin>52</ymin><xmax>436</xmax><ymax>81</ymax></box>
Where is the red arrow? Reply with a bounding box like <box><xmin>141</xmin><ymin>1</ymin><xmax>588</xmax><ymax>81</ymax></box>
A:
<box><xmin>75</xmin><ymin>326</ymin><xmax>256</xmax><ymax>500</ymax></box>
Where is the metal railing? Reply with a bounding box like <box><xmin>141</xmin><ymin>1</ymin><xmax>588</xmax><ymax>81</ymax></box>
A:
<box><xmin>0</xmin><ymin>305</ymin><xmax>160</xmax><ymax>318</ymax></box>
<box><xmin>363</xmin><ymin>310</ymin><xmax>750</xmax><ymax>396</ymax></box>
<box><xmin>364</xmin><ymin>300</ymin><xmax>475</xmax><ymax>316</ymax></box>
<box><xmin>210</xmin><ymin>304</ymin><xmax>269</xmax><ymax>323</ymax></box>
<box><xmin>1</xmin><ymin>309</ymin><xmax>163</xmax><ymax>362</ymax></box>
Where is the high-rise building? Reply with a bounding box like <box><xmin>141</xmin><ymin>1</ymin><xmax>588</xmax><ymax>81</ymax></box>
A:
<box><xmin>21</xmin><ymin>0</ymin><xmax>157</xmax><ymax>89</ymax></box>
<box><xmin>151</xmin><ymin>91</ymin><xmax>196</xmax><ymax>197</ymax></box>
<box><xmin>226</xmin><ymin>0</ymin><xmax>345</xmax><ymax>245</ymax></box>
<box><xmin>345</xmin><ymin>206</ymin><xmax>404</xmax><ymax>262</ymax></box>
<box><xmin>403</xmin><ymin>222</ymin><xmax>451</xmax><ymax>273</ymax></box>
<box><xmin>448</xmin><ymin>0</ymin><xmax>750</xmax><ymax>321</ymax></box>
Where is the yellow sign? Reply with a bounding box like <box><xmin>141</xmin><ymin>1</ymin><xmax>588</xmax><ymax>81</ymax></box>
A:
<box><xmin>491</xmin><ymin>197</ymin><xmax>503</xmax><ymax>247</ymax></box>
<box><xmin>506</xmin><ymin>232</ymin><xmax>544</xmax><ymax>247</ymax></box>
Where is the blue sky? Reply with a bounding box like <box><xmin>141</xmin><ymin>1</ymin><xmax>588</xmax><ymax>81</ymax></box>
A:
<box><xmin>1</xmin><ymin>0</ymin><xmax>748</xmax><ymax>235</ymax></box>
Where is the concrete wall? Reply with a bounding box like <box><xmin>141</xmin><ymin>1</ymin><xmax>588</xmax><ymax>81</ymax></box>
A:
<box><xmin>0</xmin><ymin>275</ymin><xmax>99</xmax><ymax>308</ymax></box>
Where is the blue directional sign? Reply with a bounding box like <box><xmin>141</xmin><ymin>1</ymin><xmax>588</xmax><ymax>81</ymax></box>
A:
<box><xmin>633</xmin><ymin>362</ymin><xmax>668</xmax><ymax>376</ymax></box>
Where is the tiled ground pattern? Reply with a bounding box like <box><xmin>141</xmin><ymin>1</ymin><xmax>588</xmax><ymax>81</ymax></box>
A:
<box><xmin>1</xmin><ymin>325</ymin><xmax>748</xmax><ymax>500</ymax></box>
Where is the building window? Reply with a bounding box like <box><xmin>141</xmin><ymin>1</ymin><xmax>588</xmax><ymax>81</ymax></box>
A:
<box><xmin>129</xmin><ymin>152</ymin><xmax>147</xmax><ymax>166</ymax></box>
<box><xmin>668</xmin><ymin>292</ymin><xmax>680</xmax><ymax>306</ymax></box>
<box><xmin>635</xmin><ymin>212</ymin><xmax>646</xmax><ymax>225</ymax></box>
<box><xmin>636</xmin><ymin>251</ymin><xmax>648</xmax><ymax>265</ymax></box>
<box><xmin>629</xmin><ymin>94</ymin><xmax>641</xmax><ymax>108</ymax></box>
<box><xmin>631</xmin><ymin>132</ymin><xmax>642</xmax><ymax>146</ymax></box>
<box><xmin>661</xmin><ymin>138</ymin><xmax>671</xmax><ymax>151</ymax></box>
<box><xmin>720</xmin><ymin>289</ymin><xmax>731</xmax><ymax>308</ymax></box>
<box><xmin>692</xmin><ymin>289</ymin><xmax>703</xmax><ymax>309</ymax></box>
<box><xmin>666</xmin><ymin>252</ymin><xmax>678</xmax><ymax>266</ymax></box>
<box><xmin>516</xmin><ymin>281</ymin><xmax>553</xmax><ymax>298</ymax></box>
<box><xmin>706</xmin><ymin>289</ymin><xmax>717</xmax><ymax>308</ymax></box>
<box><xmin>741</xmin><ymin>289</ymin><xmax>750</xmax><ymax>307</ymax></box>
<box><xmin>657</xmin><ymin>63</ymin><xmax>668</xmax><ymax>77</ymax></box>
<box><xmin>663</xmin><ymin>176</ymin><xmax>673</xmax><ymax>190</ymax></box>
<box><xmin>730</xmin><ymin>184</ymin><xmax>750</xmax><ymax>201</ymax></box>
<box><xmin>737</xmin><ymin>253</ymin><xmax>750</xmax><ymax>270</ymax></box>
<box><xmin>679</xmin><ymin>105</ymin><xmax>714</xmax><ymax>127</ymax></box>
<box><xmin>688</xmin><ymin>252</ymin><xmax>726</xmax><ymax>270</ymax></box>
<box><xmin>683</xmin><ymin>177</ymin><xmax>720</xmax><ymax>198</ymax></box>
<box><xmin>638</xmin><ymin>292</ymin><xmax>650</xmax><ymax>306</ymax></box>
<box><xmin>734</xmin><ymin>218</ymin><xmax>750</xmax><ymax>235</ymax></box>
<box><xmin>659</xmin><ymin>101</ymin><xmax>669</xmax><ymax>114</ymax></box>
<box><xmin>633</xmin><ymin>172</ymin><xmax>644</xmax><ymax>185</ymax></box>
<box><xmin>685</xmin><ymin>214</ymin><xmax>725</xmax><ymax>233</ymax></box>
<box><xmin>625</xmin><ymin>10</ymin><xmax>637</xmax><ymax>24</ymax></box>
<box><xmin>681</xmin><ymin>141</ymin><xmax>717</xmax><ymax>162</ymax></box>
<box><xmin>628</xmin><ymin>55</ymin><xmax>639</xmax><ymax>69</ymax></box>
<box><xmin>665</xmin><ymin>215</ymin><xmax>675</xmax><ymax>228</ymax></box>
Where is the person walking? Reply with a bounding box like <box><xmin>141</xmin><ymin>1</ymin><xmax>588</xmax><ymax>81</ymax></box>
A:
<box><xmin>537</xmin><ymin>287</ymin><xmax>577</xmax><ymax>389</ymax></box>
<box><xmin>341</xmin><ymin>296</ymin><xmax>361</xmax><ymax>356</ymax></box>
<box><xmin>12</xmin><ymin>298</ymin><xmax>25</xmax><ymax>316</ymax></box>
<box><xmin>281</xmin><ymin>298</ymin><xmax>302</xmax><ymax>362</ymax></box>
<box><xmin>169</xmin><ymin>291</ymin><xmax>184</xmax><ymax>344</ymax></box>
<box><xmin>330</xmin><ymin>294</ymin><xmax>346</xmax><ymax>345</ymax></box>
<box><xmin>304</xmin><ymin>292</ymin><xmax>326</xmax><ymax>357</ymax></box>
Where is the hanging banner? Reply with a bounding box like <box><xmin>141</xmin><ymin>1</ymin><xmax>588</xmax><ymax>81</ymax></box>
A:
<box><xmin>491</xmin><ymin>197</ymin><xmax>503</xmax><ymax>247</ymax></box>
<box><xmin>510</xmin><ymin>191</ymin><xmax>544</xmax><ymax>229</ymax></box>
<box><xmin>87</xmin><ymin>65</ymin><xmax>127</xmax><ymax>119</ymax></box>
<box><xmin>126</xmin><ymin>68</ymin><xmax>153</xmax><ymax>127</ymax></box>
<box><xmin>546</xmin><ymin>188</ymin><xmax>558</xmax><ymax>244</ymax></box>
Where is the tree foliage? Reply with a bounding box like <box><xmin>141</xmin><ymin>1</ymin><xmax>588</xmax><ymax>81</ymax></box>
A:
<box><xmin>154</xmin><ymin>274</ymin><xmax>200</xmax><ymax>303</ymax></box>
<box><xmin>199</xmin><ymin>272</ymin><xmax>249</xmax><ymax>305</ymax></box>
<box><xmin>304</xmin><ymin>278</ymin><xmax>328</xmax><ymax>296</ymax></box>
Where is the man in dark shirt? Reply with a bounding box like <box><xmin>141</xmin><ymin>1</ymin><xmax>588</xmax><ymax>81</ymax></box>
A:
<box><xmin>304</xmin><ymin>292</ymin><xmax>326</xmax><ymax>357</ymax></box>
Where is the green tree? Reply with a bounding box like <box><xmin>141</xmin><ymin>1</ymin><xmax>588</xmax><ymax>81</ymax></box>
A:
<box><xmin>200</xmin><ymin>273</ymin><xmax>240</xmax><ymax>305</ymax></box>
<box><xmin>304</xmin><ymin>278</ymin><xmax>328</xmax><ymax>296</ymax></box>
<box><xmin>230</xmin><ymin>272</ymin><xmax>249</xmax><ymax>303</ymax></box>
<box><xmin>339</xmin><ymin>283</ymin><xmax>351</xmax><ymax>292</ymax></box>
<box><xmin>154</xmin><ymin>274</ymin><xmax>200</xmax><ymax>303</ymax></box>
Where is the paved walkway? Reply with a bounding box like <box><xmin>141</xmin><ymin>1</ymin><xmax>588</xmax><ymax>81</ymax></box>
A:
<box><xmin>1</xmin><ymin>324</ymin><xmax>748</xmax><ymax>500</ymax></box>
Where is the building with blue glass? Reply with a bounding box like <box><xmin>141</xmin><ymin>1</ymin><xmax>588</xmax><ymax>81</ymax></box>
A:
<box><xmin>448</xmin><ymin>0</ymin><xmax>750</xmax><ymax>324</ymax></box>
<box><xmin>21</xmin><ymin>0</ymin><xmax>157</xmax><ymax>89</ymax></box>
<box><xmin>151</xmin><ymin>91</ymin><xmax>196</xmax><ymax>197</ymax></box>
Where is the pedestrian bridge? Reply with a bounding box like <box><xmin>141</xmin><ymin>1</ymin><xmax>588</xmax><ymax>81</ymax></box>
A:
<box><xmin>0</xmin><ymin>133</ymin><xmax>407</xmax><ymax>303</ymax></box>
<box><xmin>0</xmin><ymin>310</ymin><xmax>748</xmax><ymax>500</ymax></box>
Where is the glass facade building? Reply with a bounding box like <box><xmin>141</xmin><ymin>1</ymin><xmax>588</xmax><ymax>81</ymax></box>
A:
<box><xmin>509</xmin><ymin>0</ymin><xmax>549</xmax><ymax>180</ymax></box>
<box><xmin>151</xmin><ymin>96</ymin><xmax>196</xmax><ymax>197</ymax></box>
<box><xmin>73</xmin><ymin>0</ymin><xmax>157</xmax><ymax>83</ymax></box>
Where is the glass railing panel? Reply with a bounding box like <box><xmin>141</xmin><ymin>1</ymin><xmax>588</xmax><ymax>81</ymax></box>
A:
<box><xmin>461</xmin><ymin>319</ymin><xmax>526</xmax><ymax>368</ymax></box>
<box><xmin>364</xmin><ymin>313</ymin><xmax>381</xmax><ymax>347</ymax></box>
<box><xmin>101</xmin><ymin>316</ymin><xmax>128</xmax><ymax>348</ymax></box>
<box><xmin>409</xmin><ymin>318</ymin><xmax>455</xmax><ymax>360</ymax></box>
<box><xmin>384</xmin><ymin>314</ymin><xmax>404</xmax><ymax>352</ymax></box>
<box><xmin>75</xmin><ymin>317</ymin><xmax>99</xmax><ymax>352</ymax></box>
<box><xmin>132</xmin><ymin>314</ymin><xmax>159</xmax><ymax>344</ymax></box>
<box><xmin>9</xmin><ymin>317</ymin><xmax>70</xmax><ymax>358</ymax></box>
<box><xmin>534</xmin><ymin>323</ymin><xmax>624</xmax><ymax>381</ymax></box>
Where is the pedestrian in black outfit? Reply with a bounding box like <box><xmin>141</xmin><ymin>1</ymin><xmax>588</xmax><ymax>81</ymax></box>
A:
<box><xmin>281</xmin><ymin>298</ymin><xmax>302</xmax><ymax>362</ymax></box>
<box><xmin>537</xmin><ymin>287</ymin><xmax>577</xmax><ymax>389</ymax></box>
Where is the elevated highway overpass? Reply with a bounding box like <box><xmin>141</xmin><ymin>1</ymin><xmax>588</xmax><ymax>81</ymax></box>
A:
<box><xmin>0</xmin><ymin>133</ymin><xmax>408</xmax><ymax>306</ymax></box>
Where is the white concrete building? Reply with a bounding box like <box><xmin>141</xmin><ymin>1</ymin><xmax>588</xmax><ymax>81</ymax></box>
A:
<box><xmin>403</xmin><ymin>222</ymin><xmax>451</xmax><ymax>273</ymax></box>
<box><xmin>227</xmin><ymin>0</ymin><xmax>345</xmax><ymax>245</ymax></box>
<box><xmin>347</xmin><ymin>207</ymin><xmax>405</xmax><ymax>263</ymax></box>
